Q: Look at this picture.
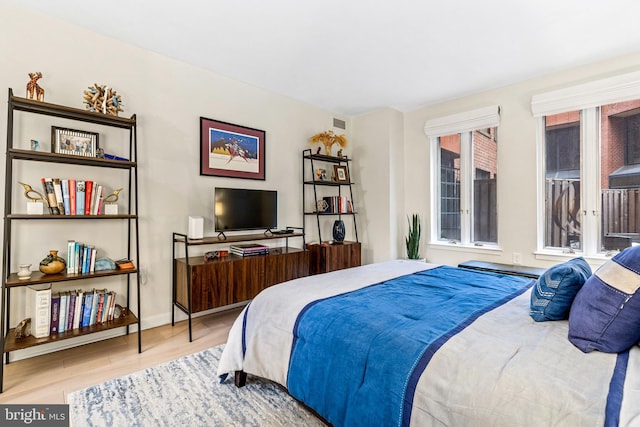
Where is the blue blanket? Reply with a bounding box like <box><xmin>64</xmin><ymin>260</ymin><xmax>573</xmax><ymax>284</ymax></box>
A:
<box><xmin>286</xmin><ymin>266</ymin><xmax>533</xmax><ymax>426</ymax></box>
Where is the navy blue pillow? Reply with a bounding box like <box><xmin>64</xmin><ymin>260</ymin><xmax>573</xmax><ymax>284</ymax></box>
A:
<box><xmin>530</xmin><ymin>257</ymin><xmax>592</xmax><ymax>322</ymax></box>
<box><xmin>568</xmin><ymin>246</ymin><xmax>640</xmax><ymax>353</ymax></box>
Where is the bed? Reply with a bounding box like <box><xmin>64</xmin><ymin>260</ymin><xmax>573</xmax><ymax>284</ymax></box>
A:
<box><xmin>217</xmin><ymin>259</ymin><xmax>640</xmax><ymax>426</ymax></box>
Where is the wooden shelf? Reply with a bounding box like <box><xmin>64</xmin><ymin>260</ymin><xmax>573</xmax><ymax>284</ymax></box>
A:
<box><xmin>10</xmin><ymin>94</ymin><xmax>135</xmax><ymax>129</ymax></box>
<box><xmin>3</xmin><ymin>311</ymin><xmax>138</xmax><ymax>353</ymax></box>
<box><xmin>7</xmin><ymin>213</ymin><xmax>136</xmax><ymax>220</ymax></box>
<box><xmin>5</xmin><ymin>268</ymin><xmax>137</xmax><ymax>288</ymax></box>
<box><xmin>303</xmin><ymin>180</ymin><xmax>354</xmax><ymax>186</ymax></box>
<box><xmin>303</xmin><ymin>153</ymin><xmax>351</xmax><ymax>163</ymax></box>
<box><xmin>175</xmin><ymin>246</ymin><xmax>306</xmax><ymax>266</ymax></box>
<box><xmin>8</xmin><ymin>148</ymin><xmax>135</xmax><ymax>168</ymax></box>
<box><xmin>173</xmin><ymin>232</ymin><xmax>304</xmax><ymax>246</ymax></box>
<box><xmin>304</xmin><ymin>212</ymin><xmax>357</xmax><ymax>216</ymax></box>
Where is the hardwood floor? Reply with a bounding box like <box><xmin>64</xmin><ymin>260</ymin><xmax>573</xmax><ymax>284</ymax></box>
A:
<box><xmin>0</xmin><ymin>306</ymin><xmax>243</xmax><ymax>404</ymax></box>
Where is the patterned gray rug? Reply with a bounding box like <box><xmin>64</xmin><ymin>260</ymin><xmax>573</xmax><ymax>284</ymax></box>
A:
<box><xmin>67</xmin><ymin>345</ymin><xmax>325</xmax><ymax>426</ymax></box>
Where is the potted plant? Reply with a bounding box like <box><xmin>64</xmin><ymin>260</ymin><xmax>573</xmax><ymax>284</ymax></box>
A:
<box><xmin>406</xmin><ymin>214</ymin><xmax>421</xmax><ymax>260</ymax></box>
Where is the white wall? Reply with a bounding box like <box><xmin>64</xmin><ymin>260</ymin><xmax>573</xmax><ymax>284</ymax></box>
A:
<box><xmin>0</xmin><ymin>1</ymin><xmax>359</xmax><ymax>358</ymax></box>
<box><xmin>351</xmin><ymin>108</ymin><xmax>404</xmax><ymax>263</ymax></box>
<box><xmin>402</xmin><ymin>51</ymin><xmax>640</xmax><ymax>270</ymax></box>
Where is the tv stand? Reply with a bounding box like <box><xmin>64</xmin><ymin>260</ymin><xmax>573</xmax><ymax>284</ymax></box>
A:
<box><xmin>171</xmin><ymin>230</ymin><xmax>307</xmax><ymax>341</ymax></box>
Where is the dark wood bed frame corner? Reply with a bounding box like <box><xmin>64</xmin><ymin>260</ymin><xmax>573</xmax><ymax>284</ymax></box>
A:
<box><xmin>234</xmin><ymin>370</ymin><xmax>247</xmax><ymax>387</ymax></box>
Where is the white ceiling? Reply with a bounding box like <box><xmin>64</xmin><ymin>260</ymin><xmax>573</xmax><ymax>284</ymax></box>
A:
<box><xmin>13</xmin><ymin>0</ymin><xmax>640</xmax><ymax>116</ymax></box>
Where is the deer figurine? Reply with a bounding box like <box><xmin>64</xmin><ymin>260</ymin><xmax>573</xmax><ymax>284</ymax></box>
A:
<box><xmin>26</xmin><ymin>72</ymin><xmax>45</xmax><ymax>101</ymax></box>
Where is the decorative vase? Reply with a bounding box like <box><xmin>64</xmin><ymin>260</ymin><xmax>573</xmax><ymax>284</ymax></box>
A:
<box><xmin>17</xmin><ymin>264</ymin><xmax>32</xmax><ymax>280</ymax></box>
<box><xmin>39</xmin><ymin>250</ymin><xmax>66</xmax><ymax>275</ymax></box>
<box><xmin>332</xmin><ymin>219</ymin><xmax>346</xmax><ymax>243</ymax></box>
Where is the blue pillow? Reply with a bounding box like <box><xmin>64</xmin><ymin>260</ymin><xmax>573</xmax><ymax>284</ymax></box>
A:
<box><xmin>530</xmin><ymin>257</ymin><xmax>592</xmax><ymax>322</ymax></box>
<box><xmin>568</xmin><ymin>246</ymin><xmax>640</xmax><ymax>353</ymax></box>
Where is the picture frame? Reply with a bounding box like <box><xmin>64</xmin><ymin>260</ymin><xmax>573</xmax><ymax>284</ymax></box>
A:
<box><xmin>334</xmin><ymin>165</ymin><xmax>349</xmax><ymax>182</ymax></box>
<box><xmin>200</xmin><ymin>117</ymin><xmax>265</xmax><ymax>180</ymax></box>
<box><xmin>51</xmin><ymin>126</ymin><xmax>98</xmax><ymax>158</ymax></box>
<box><xmin>315</xmin><ymin>168</ymin><xmax>328</xmax><ymax>181</ymax></box>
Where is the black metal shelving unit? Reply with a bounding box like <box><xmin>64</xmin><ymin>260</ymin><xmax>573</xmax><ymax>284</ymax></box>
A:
<box><xmin>302</xmin><ymin>148</ymin><xmax>359</xmax><ymax>243</ymax></box>
<box><xmin>0</xmin><ymin>89</ymin><xmax>142</xmax><ymax>392</ymax></box>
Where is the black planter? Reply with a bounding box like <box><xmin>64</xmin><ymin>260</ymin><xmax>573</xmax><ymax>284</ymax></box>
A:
<box><xmin>332</xmin><ymin>219</ymin><xmax>346</xmax><ymax>243</ymax></box>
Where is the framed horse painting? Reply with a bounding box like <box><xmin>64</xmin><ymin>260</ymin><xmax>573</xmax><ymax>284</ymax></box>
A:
<box><xmin>200</xmin><ymin>117</ymin><xmax>265</xmax><ymax>180</ymax></box>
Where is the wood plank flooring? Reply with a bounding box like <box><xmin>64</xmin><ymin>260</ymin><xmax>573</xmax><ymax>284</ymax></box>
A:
<box><xmin>0</xmin><ymin>307</ymin><xmax>243</xmax><ymax>404</ymax></box>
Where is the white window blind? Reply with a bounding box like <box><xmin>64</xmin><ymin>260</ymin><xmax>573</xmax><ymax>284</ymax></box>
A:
<box><xmin>531</xmin><ymin>70</ymin><xmax>640</xmax><ymax>117</ymax></box>
<box><xmin>424</xmin><ymin>105</ymin><xmax>500</xmax><ymax>138</ymax></box>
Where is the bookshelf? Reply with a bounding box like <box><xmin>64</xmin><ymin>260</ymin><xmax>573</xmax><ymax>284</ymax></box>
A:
<box><xmin>0</xmin><ymin>89</ymin><xmax>142</xmax><ymax>392</ymax></box>
<box><xmin>302</xmin><ymin>149</ymin><xmax>361</xmax><ymax>273</ymax></box>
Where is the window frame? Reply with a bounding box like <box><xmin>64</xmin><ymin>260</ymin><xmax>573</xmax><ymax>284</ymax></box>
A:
<box><xmin>425</xmin><ymin>105</ymin><xmax>501</xmax><ymax>251</ymax></box>
<box><xmin>532</xmin><ymin>71</ymin><xmax>640</xmax><ymax>263</ymax></box>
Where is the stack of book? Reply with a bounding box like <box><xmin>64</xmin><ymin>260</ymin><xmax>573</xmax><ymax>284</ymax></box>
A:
<box><xmin>230</xmin><ymin>243</ymin><xmax>269</xmax><ymax>256</ymax></box>
<box><xmin>24</xmin><ymin>286</ymin><xmax>119</xmax><ymax>338</ymax></box>
<box><xmin>67</xmin><ymin>240</ymin><xmax>98</xmax><ymax>274</ymax></box>
<box><xmin>322</xmin><ymin>195</ymin><xmax>353</xmax><ymax>214</ymax></box>
<box><xmin>40</xmin><ymin>177</ymin><xmax>107</xmax><ymax>215</ymax></box>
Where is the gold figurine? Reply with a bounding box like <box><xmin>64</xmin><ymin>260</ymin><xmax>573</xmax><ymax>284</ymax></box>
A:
<box><xmin>18</xmin><ymin>181</ymin><xmax>46</xmax><ymax>203</ymax></box>
<box><xmin>104</xmin><ymin>188</ymin><xmax>123</xmax><ymax>204</ymax></box>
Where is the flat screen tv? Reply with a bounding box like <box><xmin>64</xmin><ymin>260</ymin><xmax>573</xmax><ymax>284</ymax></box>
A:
<box><xmin>214</xmin><ymin>187</ymin><xmax>277</xmax><ymax>232</ymax></box>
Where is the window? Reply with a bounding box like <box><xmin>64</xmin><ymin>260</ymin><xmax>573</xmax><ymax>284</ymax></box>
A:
<box><xmin>532</xmin><ymin>71</ymin><xmax>640</xmax><ymax>257</ymax></box>
<box><xmin>543</xmin><ymin>111</ymin><xmax>582</xmax><ymax>250</ymax></box>
<box><xmin>425</xmin><ymin>105</ymin><xmax>500</xmax><ymax>247</ymax></box>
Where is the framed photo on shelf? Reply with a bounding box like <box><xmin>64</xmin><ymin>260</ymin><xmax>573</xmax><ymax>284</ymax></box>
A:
<box><xmin>334</xmin><ymin>165</ymin><xmax>349</xmax><ymax>182</ymax></box>
<box><xmin>315</xmin><ymin>168</ymin><xmax>328</xmax><ymax>181</ymax></box>
<box><xmin>51</xmin><ymin>126</ymin><xmax>98</xmax><ymax>158</ymax></box>
<box><xmin>200</xmin><ymin>117</ymin><xmax>265</xmax><ymax>180</ymax></box>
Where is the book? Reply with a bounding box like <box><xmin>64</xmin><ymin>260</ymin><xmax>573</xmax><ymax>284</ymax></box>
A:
<box><xmin>52</xmin><ymin>178</ymin><xmax>65</xmax><ymax>215</ymax></box>
<box><xmin>81</xmin><ymin>291</ymin><xmax>94</xmax><ymax>327</ymax></box>
<box><xmin>81</xmin><ymin>246</ymin><xmax>89</xmax><ymax>274</ymax></box>
<box><xmin>69</xmin><ymin>178</ymin><xmax>76</xmax><ymax>215</ymax></box>
<box><xmin>41</xmin><ymin>177</ymin><xmax>60</xmax><ymax>214</ymax></box>
<box><xmin>84</xmin><ymin>181</ymin><xmax>93</xmax><ymax>215</ymax></box>
<box><xmin>74</xmin><ymin>242</ymin><xmax>82</xmax><ymax>274</ymax></box>
<box><xmin>25</xmin><ymin>284</ymin><xmax>52</xmax><ymax>338</ymax></box>
<box><xmin>229</xmin><ymin>243</ymin><xmax>269</xmax><ymax>256</ymax></box>
<box><xmin>89</xmin><ymin>289</ymin><xmax>103</xmax><ymax>325</ymax></box>
<box><xmin>50</xmin><ymin>293</ymin><xmax>60</xmax><ymax>334</ymax></box>
<box><xmin>107</xmin><ymin>291</ymin><xmax>117</xmax><ymax>321</ymax></box>
<box><xmin>90</xmin><ymin>182</ymin><xmax>100</xmax><ymax>215</ymax></box>
<box><xmin>58</xmin><ymin>291</ymin><xmax>68</xmax><ymax>333</ymax></box>
<box><xmin>66</xmin><ymin>291</ymin><xmax>77</xmax><ymax>331</ymax></box>
<box><xmin>95</xmin><ymin>290</ymin><xmax>106</xmax><ymax>323</ymax></box>
<box><xmin>76</xmin><ymin>181</ymin><xmax>85</xmax><ymax>216</ymax></box>
<box><xmin>61</xmin><ymin>179</ymin><xmax>71</xmax><ymax>215</ymax></box>
<box><xmin>115</xmin><ymin>259</ymin><xmax>135</xmax><ymax>269</ymax></box>
<box><xmin>73</xmin><ymin>290</ymin><xmax>84</xmax><ymax>330</ymax></box>
<box><xmin>93</xmin><ymin>185</ymin><xmax>103</xmax><ymax>215</ymax></box>
<box><xmin>90</xmin><ymin>247</ymin><xmax>97</xmax><ymax>273</ymax></box>
<box><xmin>67</xmin><ymin>240</ymin><xmax>75</xmax><ymax>274</ymax></box>
<box><xmin>96</xmin><ymin>185</ymin><xmax>105</xmax><ymax>215</ymax></box>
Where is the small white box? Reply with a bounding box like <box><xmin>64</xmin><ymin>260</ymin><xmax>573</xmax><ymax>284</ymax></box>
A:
<box><xmin>27</xmin><ymin>201</ymin><xmax>44</xmax><ymax>215</ymax></box>
<box><xmin>104</xmin><ymin>204</ymin><xmax>118</xmax><ymax>215</ymax></box>
<box><xmin>188</xmin><ymin>216</ymin><xmax>204</xmax><ymax>239</ymax></box>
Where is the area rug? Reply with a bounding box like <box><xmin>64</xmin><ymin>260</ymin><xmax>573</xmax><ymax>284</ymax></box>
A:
<box><xmin>67</xmin><ymin>345</ymin><xmax>325</xmax><ymax>426</ymax></box>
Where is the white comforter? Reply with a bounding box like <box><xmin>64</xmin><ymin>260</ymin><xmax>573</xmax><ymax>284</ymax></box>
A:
<box><xmin>218</xmin><ymin>260</ymin><xmax>640</xmax><ymax>426</ymax></box>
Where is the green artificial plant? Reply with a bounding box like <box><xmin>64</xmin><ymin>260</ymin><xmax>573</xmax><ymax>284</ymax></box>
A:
<box><xmin>405</xmin><ymin>214</ymin><xmax>421</xmax><ymax>259</ymax></box>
